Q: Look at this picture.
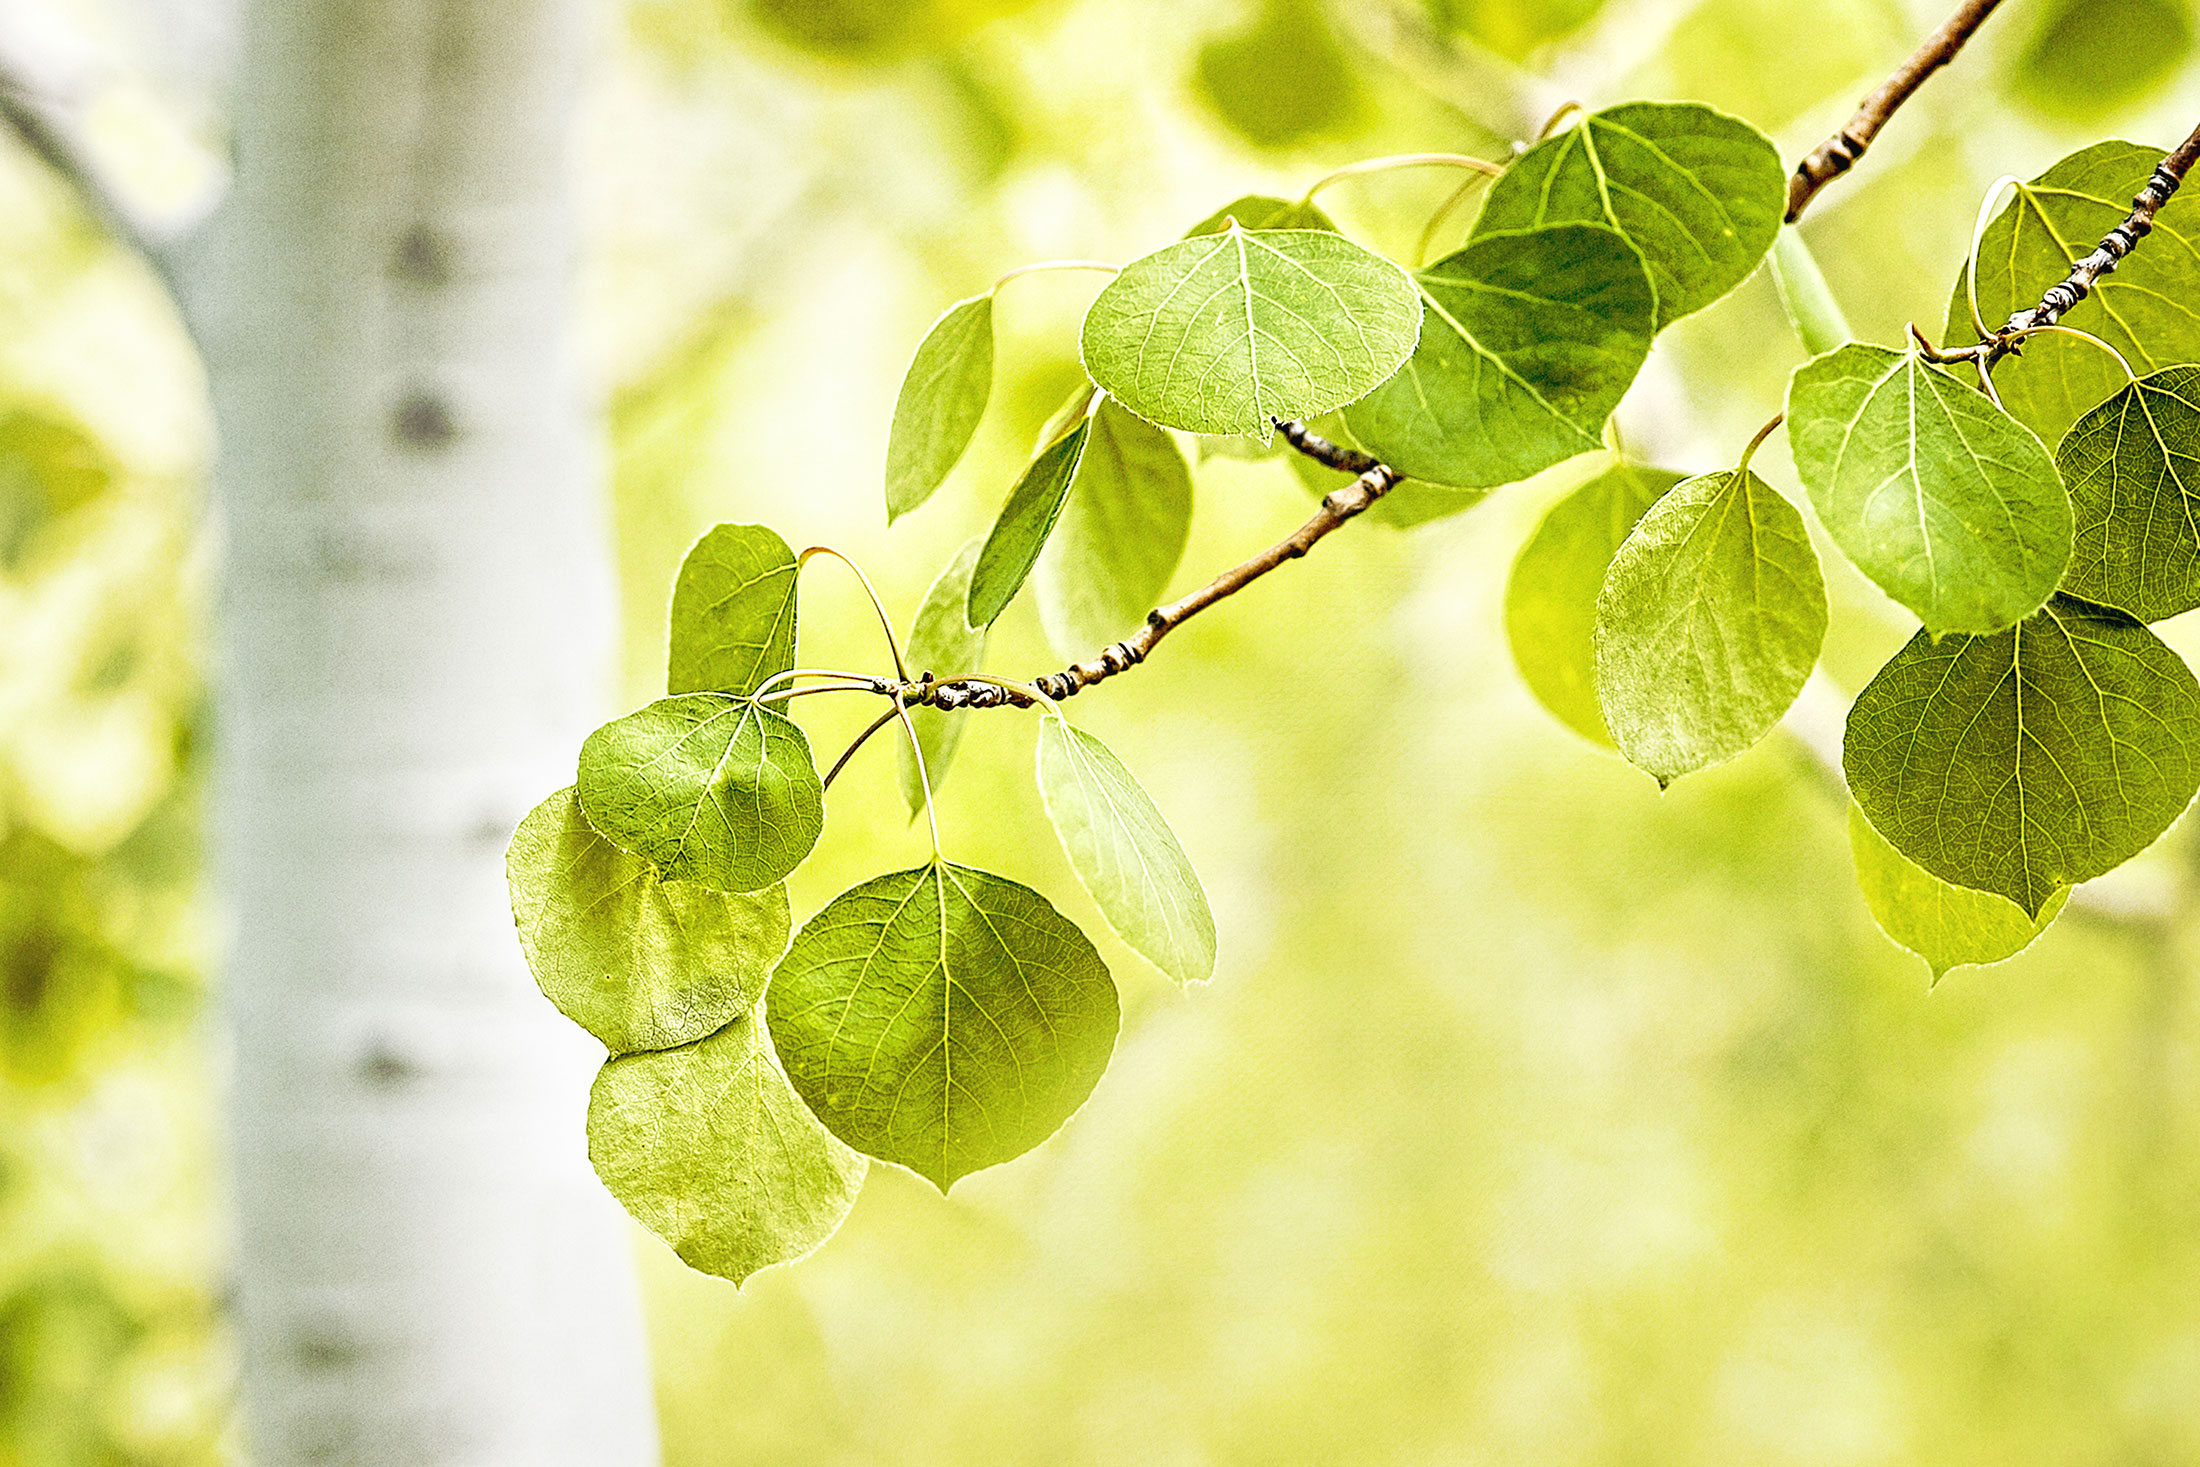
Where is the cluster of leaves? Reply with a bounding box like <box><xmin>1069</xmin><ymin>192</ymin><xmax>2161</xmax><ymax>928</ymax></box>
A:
<box><xmin>514</xmin><ymin>100</ymin><xmax>2200</xmax><ymax>1284</ymax></box>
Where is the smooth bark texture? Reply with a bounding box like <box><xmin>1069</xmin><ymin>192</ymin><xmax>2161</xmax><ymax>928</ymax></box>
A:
<box><xmin>189</xmin><ymin>0</ymin><xmax>658</xmax><ymax>1459</ymax></box>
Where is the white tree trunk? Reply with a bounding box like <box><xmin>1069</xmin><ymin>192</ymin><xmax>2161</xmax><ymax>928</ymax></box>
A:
<box><xmin>185</xmin><ymin>0</ymin><xmax>660</xmax><ymax>1460</ymax></box>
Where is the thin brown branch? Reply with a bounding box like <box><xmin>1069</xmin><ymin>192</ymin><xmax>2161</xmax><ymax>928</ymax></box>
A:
<box><xmin>1785</xmin><ymin>0</ymin><xmax>2007</xmax><ymax>223</ymax></box>
<box><xmin>915</xmin><ymin>419</ymin><xmax>1399</xmax><ymax>712</ymax></box>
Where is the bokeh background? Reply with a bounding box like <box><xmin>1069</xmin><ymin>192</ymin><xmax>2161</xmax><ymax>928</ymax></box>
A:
<box><xmin>6</xmin><ymin>0</ymin><xmax>2200</xmax><ymax>1461</ymax></box>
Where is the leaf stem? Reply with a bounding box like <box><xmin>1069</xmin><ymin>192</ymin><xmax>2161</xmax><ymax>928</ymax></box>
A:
<box><xmin>798</xmin><ymin>546</ymin><xmax>910</xmax><ymax>683</ymax></box>
<box><xmin>1768</xmin><ymin>229</ymin><xmax>1852</xmax><ymax>358</ymax></box>
<box><xmin>1300</xmin><ymin>152</ymin><xmax>1504</xmax><ymax>206</ymax></box>
<box><xmin>1412</xmin><ymin>170</ymin><xmax>1498</xmax><ymax>268</ymax></box>
<box><xmin>991</xmin><ymin>259</ymin><xmax>1121</xmax><ymax>292</ymax></box>
<box><xmin>751</xmin><ymin>667</ymin><xmax>890</xmax><ymax>701</ymax></box>
<box><xmin>1964</xmin><ymin>176</ymin><xmax>2028</xmax><ymax>340</ymax></box>
<box><xmin>1736</xmin><ymin>414</ymin><xmax>1785</xmax><ymax>477</ymax></box>
<box><xmin>891</xmin><ymin>693</ymin><xmax>943</xmax><ymax>859</ymax></box>
<box><xmin>822</xmin><ymin>705</ymin><xmax>903</xmax><ymax>791</ymax></box>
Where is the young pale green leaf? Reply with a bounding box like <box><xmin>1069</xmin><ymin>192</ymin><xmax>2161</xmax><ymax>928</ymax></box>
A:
<box><xmin>1471</xmin><ymin>100</ymin><xmax>1786</xmax><ymax>329</ymax></box>
<box><xmin>885</xmin><ymin>293</ymin><xmax>994</xmax><ymax>521</ymax></box>
<box><xmin>899</xmin><ymin>538</ymin><xmax>987</xmax><ymax>817</ymax></box>
<box><xmin>508</xmin><ymin>788</ymin><xmax>790</xmax><ymax>1053</ymax></box>
<box><xmin>1036</xmin><ymin>397</ymin><xmax>1192</xmax><ymax>655</ymax></box>
<box><xmin>577</xmin><ymin>694</ymin><xmax>824</xmax><ymax>893</ymax></box>
<box><xmin>1594</xmin><ymin>467</ymin><xmax>1827</xmax><ymax>783</ymax></box>
<box><xmin>1035</xmin><ymin>716</ymin><xmax>1216</xmax><ymax>985</ymax></box>
<box><xmin>1184</xmin><ymin>195</ymin><xmax>1337</xmax><ymax>236</ymax></box>
<box><xmin>1847</xmin><ymin>804</ymin><xmax>2067</xmax><ymax>983</ymax></box>
<box><xmin>1845</xmin><ymin>595</ymin><xmax>2200</xmax><ymax>916</ymax></box>
<box><xmin>666</xmin><ymin>523</ymin><xmax>799</xmax><ymax>698</ymax></box>
<box><xmin>1506</xmin><ymin>464</ymin><xmax>1684</xmax><ymax>745</ymax></box>
<box><xmin>969</xmin><ymin>417</ymin><xmax>1090</xmax><ymax>628</ymax></box>
<box><xmin>1079</xmin><ymin>227</ymin><xmax>1421</xmax><ymax>438</ymax></box>
<box><xmin>589</xmin><ymin>1005</ymin><xmax>865</xmax><ymax>1286</ymax></box>
<box><xmin>2057</xmin><ymin>365</ymin><xmax>2200</xmax><ymax>622</ymax></box>
<box><xmin>1342</xmin><ymin>225</ymin><xmax>1653</xmax><ymax>488</ymax></box>
<box><xmin>766</xmin><ymin>862</ymin><xmax>1119</xmax><ymax>1191</ymax></box>
<box><xmin>1949</xmin><ymin>141</ymin><xmax>2200</xmax><ymax>447</ymax></box>
<box><xmin>1786</xmin><ymin>344</ymin><xmax>2071</xmax><ymax>633</ymax></box>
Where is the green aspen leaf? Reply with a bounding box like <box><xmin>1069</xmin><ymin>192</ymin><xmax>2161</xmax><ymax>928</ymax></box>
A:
<box><xmin>1078</xmin><ymin>226</ymin><xmax>1421</xmax><ymax>438</ymax></box>
<box><xmin>766</xmin><ymin>862</ymin><xmax>1119</xmax><ymax>1191</ymax></box>
<box><xmin>666</xmin><ymin>523</ymin><xmax>799</xmax><ymax>698</ymax></box>
<box><xmin>1594</xmin><ymin>467</ymin><xmax>1827</xmax><ymax>783</ymax></box>
<box><xmin>1184</xmin><ymin>195</ymin><xmax>1337</xmax><ymax>236</ymax></box>
<box><xmin>1786</xmin><ymin>343</ymin><xmax>2071</xmax><ymax>633</ymax></box>
<box><xmin>1847</xmin><ymin>804</ymin><xmax>2067</xmax><ymax>983</ymax></box>
<box><xmin>1035</xmin><ymin>716</ymin><xmax>1216</xmax><ymax>985</ymax></box>
<box><xmin>577</xmin><ymin>694</ymin><xmax>825</xmax><ymax>893</ymax></box>
<box><xmin>1845</xmin><ymin>595</ymin><xmax>2200</xmax><ymax>916</ymax></box>
<box><xmin>886</xmin><ymin>293</ymin><xmax>995</xmax><ymax>521</ymax></box>
<box><xmin>508</xmin><ymin>789</ymin><xmax>791</xmax><ymax>1054</ymax></box>
<box><xmin>1506</xmin><ymin>464</ymin><xmax>1686</xmax><ymax>745</ymax></box>
<box><xmin>969</xmin><ymin>417</ymin><xmax>1090</xmax><ymax>628</ymax></box>
<box><xmin>1342</xmin><ymin>225</ymin><xmax>1654</xmax><ymax>488</ymax></box>
<box><xmin>1036</xmin><ymin>398</ymin><xmax>1192</xmax><ymax>654</ymax></box>
<box><xmin>1471</xmin><ymin>100</ymin><xmax>1785</xmax><ymax>329</ymax></box>
<box><xmin>588</xmin><ymin>1004</ymin><xmax>864</xmax><ymax>1285</ymax></box>
<box><xmin>900</xmin><ymin>538</ymin><xmax>987</xmax><ymax>817</ymax></box>
<box><xmin>2057</xmin><ymin>365</ymin><xmax>2200</xmax><ymax>622</ymax></box>
<box><xmin>1950</xmin><ymin>141</ymin><xmax>2200</xmax><ymax>447</ymax></box>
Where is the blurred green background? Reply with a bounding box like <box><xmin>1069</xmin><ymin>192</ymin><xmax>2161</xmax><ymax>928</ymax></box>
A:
<box><xmin>6</xmin><ymin>0</ymin><xmax>2200</xmax><ymax>1461</ymax></box>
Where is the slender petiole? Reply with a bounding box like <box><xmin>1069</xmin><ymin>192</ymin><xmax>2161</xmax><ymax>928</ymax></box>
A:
<box><xmin>1965</xmin><ymin>175</ymin><xmax>2027</xmax><ymax>341</ymax></box>
<box><xmin>751</xmin><ymin>667</ymin><xmax>887</xmax><ymax>702</ymax></box>
<box><xmin>822</xmin><ymin>705</ymin><xmax>903</xmax><ymax>791</ymax></box>
<box><xmin>2007</xmin><ymin>322</ymin><xmax>2136</xmax><ymax>382</ymax></box>
<box><xmin>798</xmin><ymin>546</ymin><xmax>910</xmax><ymax>683</ymax></box>
<box><xmin>1412</xmin><ymin>170</ymin><xmax>1498</xmax><ymax>268</ymax></box>
<box><xmin>890</xmin><ymin>693</ymin><xmax>943</xmax><ymax>860</ymax></box>
<box><xmin>1300</xmin><ymin>153</ymin><xmax>1504</xmax><ymax>206</ymax></box>
<box><xmin>991</xmin><ymin>259</ymin><xmax>1120</xmax><ymax>292</ymax></box>
<box><xmin>1736</xmin><ymin>414</ymin><xmax>1785</xmax><ymax>477</ymax></box>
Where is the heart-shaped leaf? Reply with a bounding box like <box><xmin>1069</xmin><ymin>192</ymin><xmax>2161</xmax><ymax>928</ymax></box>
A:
<box><xmin>1342</xmin><ymin>225</ymin><xmax>1654</xmax><ymax>488</ymax></box>
<box><xmin>969</xmin><ymin>416</ymin><xmax>1090</xmax><ymax>628</ymax></box>
<box><xmin>589</xmin><ymin>1004</ymin><xmax>865</xmax><ymax>1285</ymax></box>
<box><xmin>1036</xmin><ymin>716</ymin><xmax>1216</xmax><ymax>985</ymax></box>
<box><xmin>508</xmin><ymin>788</ymin><xmax>790</xmax><ymax>1053</ymax></box>
<box><xmin>1595</xmin><ymin>465</ymin><xmax>1827</xmax><ymax>783</ymax></box>
<box><xmin>900</xmin><ymin>538</ymin><xmax>988</xmax><ymax>817</ymax></box>
<box><xmin>577</xmin><ymin>694</ymin><xmax>824</xmax><ymax>893</ymax></box>
<box><xmin>1079</xmin><ymin>226</ymin><xmax>1420</xmax><ymax>438</ymax></box>
<box><xmin>1948</xmin><ymin>140</ymin><xmax>2200</xmax><ymax>447</ymax></box>
<box><xmin>2057</xmin><ymin>364</ymin><xmax>2200</xmax><ymax>622</ymax></box>
<box><xmin>1844</xmin><ymin>595</ymin><xmax>2200</xmax><ymax>915</ymax></box>
<box><xmin>1847</xmin><ymin>804</ymin><xmax>2067</xmax><ymax>983</ymax></box>
<box><xmin>1506</xmin><ymin>463</ymin><xmax>1684</xmax><ymax>745</ymax></box>
<box><xmin>1786</xmin><ymin>343</ymin><xmax>2071</xmax><ymax>633</ymax></box>
<box><xmin>1471</xmin><ymin>100</ymin><xmax>1785</xmax><ymax>329</ymax></box>
<box><xmin>886</xmin><ymin>293</ymin><xmax>994</xmax><ymax>521</ymax></box>
<box><xmin>666</xmin><ymin>524</ymin><xmax>799</xmax><ymax>698</ymax></box>
<box><xmin>766</xmin><ymin>862</ymin><xmax>1119</xmax><ymax>1191</ymax></box>
<box><xmin>1036</xmin><ymin>397</ymin><xmax>1192</xmax><ymax>655</ymax></box>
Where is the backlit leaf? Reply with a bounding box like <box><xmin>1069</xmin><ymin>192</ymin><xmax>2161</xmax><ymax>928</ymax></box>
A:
<box><xmin>900</xmin><ymin>538</ymin><xmax>987</xmax><ymax>817</ymax></box>
<box><xmin>1844</xmin><ymin>595</ymin><xmax>2200</xmax><ymax>916</ymax></box>
<box><xmin>1506</xmin><ymin>464</ymin><xmax>1684</xmax><ymax>745</ymax></box>
<box><xmin>1036</xmin><ymin>716</ymin><xmax>1216</xmax><ymax>985</ymax></box>
<box><xmin>1950</xmin><ymin>141</ymin><xmax>2200</xmax><ymax>447</ymax></box>
<box><xmin>1786</xmin><ymin>343</ymin><xmax>2071</xmax><ymax>633</ymax></box>
<box><xmin>2056</xmin><ymin>365</ymin><xmax>2200</xmax><ymax>622</ymax></box>
<box><xmin>1847</xmin><ymin>804</ymin><xmax>2067</xmax><ymax>983</ymax></box>
<box><xmin>1079</xmin><ymin>227</ymin><xmax>1420</xmax><ymax>438</ymax></box>
<box><xmin>969</xmin><ymin>417</ymin><xmax>1090</xmax><ymax>627</ymax></box>
<box><xmin>766</xmin><ymin>862</ymin><xmax>1119</xmax><ymax>1190</ymax></box>
<box><xmin>589</xmin><ymin>1004</ymin><xmax>864</xmax><ymax>1285</ymax></box>
<box><xmin>886</xmin><ymin>293</ymin><xmax>995</xmax><ymax>521</ymax></box>
<box><xmin>1595</xmin><ymin>466</ymin><xmax>1826</xmax><ymax>783</ymax></box>
<box><xmin>1037</xmin><ymin>397</ymin><xmax>1192</xmax><ymax>655</ymax></box>
<box><xmin>577</xmin><ymin>695</ymin><xmax>824</xmax><ymax>893</ymax></box>
<box><xmin>666</xmin><ymin>524</ymin><xmax>799</xmax><ymax>698</ymax></box>
<box><xmin>1471</xmin><ymin>101</ymin><xmax>1785</xmax><ymax>329</ymax></box>
<box><xmin>508</xmin><ymin>788</ymin><xmax>790</xmax><ymax>1053</ymax></box>
<box><xmin>1345</xmin><ymin>224</ymin><xmax>1653</xmax><ymax>489</ymax></box>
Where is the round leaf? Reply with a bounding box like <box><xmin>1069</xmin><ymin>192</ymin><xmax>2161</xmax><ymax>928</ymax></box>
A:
<box><xmin>1506</xmin><ymin>463</ymin><xmax>1684</xmax><ymax>745</ymax></box>
<box><xmin>589</xmin><ymin>1005</ymin><xmax>865</xmax><ymax>1285</ymax></box>
<box><xmin>1847</xmin><ymin>804</ymin><xmax>2067</xmax><ymax>983</ymax></box>
<box><xmin>666</xmin><ymin>523</ymin><xmax>799</xmax><ymax>698</ymax></box>
<box><xmin>1342</xmin><ymin>224</ymin><xmax>1653</xmax><ymax>488</ymax></box>
<box><xmin>2057</xmin><ymin>365</ymin><xmax>2200</xmax><ymax>622</ymax></box>
<box><xmin>1595</xmin><ymin>466</ymin><xmax>1827</xmax><ymax>783</ymax></box>
<box><xmin>1036</xmin><ymin>397</ymin><xmax>1193</xmax><ymax>655</ymax></box>
<box><xmin>766</xmin><ymin>862</ymin><xmax>1119</xmax><ymax>1191</ymax></box>
<box><xmin>1078</xmin><ymin>226</ymin><xmax>1420</xmax><ymax>438</ymax></box>
<box><xmin>1036</xmin><ymin>716</ymin><xmax>1217</xmax><ymax>985</ymax></box>
<box><xmin>1786</xmin><ymin>343</ymin><xmax>2071</xmax><ymax>633</ymax></box>
<box><xmin>1844</xmin><ymin>595</ymin><xmax>2200</xmax><ymax>916</ymax></box>
<box><xmin>577</xmin><ymin>694</ymin><xmax>825</xmax><ymax>893</ymax></box>
<box><xmin>886</xmin><ymin>293</ymin><xmax>994</xmax><ymax>521</ymax></box>
<box><xmin>900</xmin><ymin>538</ymin><xmax>988</xmax><ymax>817</ymax></box>
<box><xmin>508</xmin><ymin>788</ymin><xmax>791</xmax><ymax>1053</ymax></box>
